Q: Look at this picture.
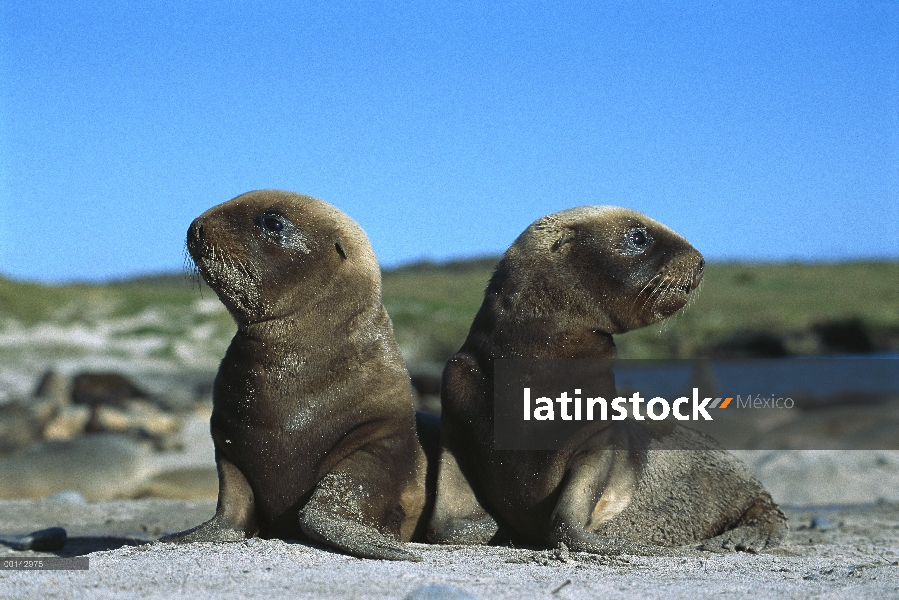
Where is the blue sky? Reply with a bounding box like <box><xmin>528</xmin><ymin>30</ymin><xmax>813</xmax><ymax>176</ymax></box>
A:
<box><xmin>1</xmin><ymin>1</ymin><xmax>897</xmax><ymax>282</ymax></box>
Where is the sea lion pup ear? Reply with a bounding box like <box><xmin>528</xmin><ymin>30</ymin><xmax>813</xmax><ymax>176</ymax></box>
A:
<box><xmin>551</xmin><ymin>228</ymin><xmax>576</xmax><ymax>252</ymax></box>
<box><xmin>334</xmin><ymin>237</ymin><xmax>347</xmax><ymax>259</ymax></box>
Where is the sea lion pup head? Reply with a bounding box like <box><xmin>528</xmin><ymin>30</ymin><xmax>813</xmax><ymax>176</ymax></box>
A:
<box><xmin>491</xmin><ymin>206</ymin><xmax>704</xmax><ymax>334</ymax></box>
<box><xmin>186</xmin><ymin>189</ymin><xmax>377</xmax><ymax>326</ymax></box>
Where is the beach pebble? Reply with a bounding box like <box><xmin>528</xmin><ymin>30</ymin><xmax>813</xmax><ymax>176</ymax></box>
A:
<box><xmin>810</xmin><ymin>516</ymin><xmax>835</xmax><ymax>530</ymax></box>
<box><xmin>405</xmin><ymin>584</ymin><xmax>478</xmax><ymax>600</ymax></box>
<box><xmin>43</xmin><ymin>404</ymin><xmax>91</xmax><ymax>440</ymax></box>
<box><xmin>1</xmin><ymin>526</ymin><xmax>67</xmax><ymax>551</ymax></box>
<box><xmin>46</xmin><ymin>490</ymin><xmax>87</xmax><ymax>503</ymax></box>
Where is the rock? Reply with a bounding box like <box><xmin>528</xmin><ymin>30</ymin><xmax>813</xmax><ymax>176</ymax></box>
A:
<box><xmin>71</xmin><ymin>372</ymin><xmax>148</xmax><ymax>409</ymax></box>
<box><xmin>137</xmin><ymin>466</ymin><xmax>219</xmax><ymax>500</ymax></box>
<box><xmin>0</xmin><ymin>433</ymin><xmax>157</xmax><ymax>500</ymax></box>
<box><xmin>87</xmin><ymin>399</ymin><xmax>183</xmax><ymax>450</ymax></box>
<box><xmin>32</xmin><ymin>370</ymin><xmax>72</xmax><ymax>415</ymax></box>
<box><xmin>43</xmin><ymin>404</ymin><xmax>91</xmax><ymax>441</ymax></box>
<box><xmin>708</xmin><ymin>332</ymin><xmax>790</xmax><ymax>358</ymax></box>
<box><xmin>810</xmin><ymin>516</ymin><xmax>835</xmax><ymax>531</ymax></box>
<box><xmin>0</xmin><ymin>402</ymin><xmax>43</xmax><ymax>456</ymax></box>
<box><xmin>45</xmin><ymin>490</ymin><xmax>87</xmax><ymax>503</ymax></box>
<box><xmin>0</xmin><ymin>527</ymin><xmax>68</xmax><ymax>551</ymax></box>
<box><xmin>688</xmin><ymin>359</ymin><xmax>719</xmax><ymax>398</ymax></box>
<box><xmin>812</xmin><ymin>318</ymin><xmax>874</xmax><ymax>354</ymax></box>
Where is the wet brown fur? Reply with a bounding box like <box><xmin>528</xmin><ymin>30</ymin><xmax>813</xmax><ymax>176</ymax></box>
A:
<box><xmin>161</xmin><ymin>190</ymin><xmax>428</xmax><ymax>560</ymax></box>
<box><xmin>428</xmin><ymin>206</ymin><xmax>787</xmax><ymax>555</ymax></box>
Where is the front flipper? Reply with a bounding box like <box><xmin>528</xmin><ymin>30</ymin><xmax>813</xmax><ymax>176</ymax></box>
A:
<box><xmin>160</xmin><ymin>456</ymin><xmax>258</xmax><ymax>543</ymax></box>
<box><xmin>549</xmin><ymin>448</ymin><xmax>692</xmax><ymax>557</ymax></box>
<box><xmin>299</xmin><ymin>471</ymin><xmax>421</xmax><ymax>561</ymax></box>
<box><xmin>427</xmin><ymin>444</ymin><xmax>498</xmax><ymax>545</ymax></box>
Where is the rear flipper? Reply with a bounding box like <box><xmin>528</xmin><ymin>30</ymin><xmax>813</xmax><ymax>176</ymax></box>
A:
<box><xmin>550</xmin><ymin>446</ymin><xmax>704</xmax><ymax>557</ymax></box>
<box><xmin>300</xmin><ymin>509</ymin><xmax>420</xmax><ymax>561</ymax></box>
<box><xmin>427</xmin><ymin>441</ymin><xmax>499</xmax><ymax>545</ymax></box>
<box><xmin>698</xmin><ymin>496</ymin><xmax>787</xmax><ymax>553</ymax></box>
<box><xmin>299</xmin><ymin>469</ymin><xmax>421</xmax><ymax>561</ymax></box>
<box><xmin>550</xmin><ymin>520</ymin><xmax>700</xmax><ymax>557</ymax></box>
<box><xmin>429</xmin><ymin>515</ymin><xmax>499</xmax><ymax>545</ymax></box>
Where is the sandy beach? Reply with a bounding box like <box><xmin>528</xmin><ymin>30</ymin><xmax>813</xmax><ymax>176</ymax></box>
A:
<box><xmin>3</xmin><ymin>408</ymin><xmax>899</xmax><ymax>598</ymax></box>
<box><xmin>1</xmin><ymin>496</ymin><xmax>898</xmax><ymax>599</ymax></box>
<box><xmin>0</xmin><ymin>277</ymin><xmax>897</xmax><ymax>598</ymax></box>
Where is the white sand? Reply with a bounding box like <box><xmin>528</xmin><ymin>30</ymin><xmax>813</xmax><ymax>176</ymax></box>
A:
<box><xmin>1</xmin><ymin>499</ymin><xmax>898</xmax><ymax>599</ymax></box>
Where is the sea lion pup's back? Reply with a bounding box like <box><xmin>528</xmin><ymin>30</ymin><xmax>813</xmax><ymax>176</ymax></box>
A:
<box><xmin>162</xmin><ymin>190</ymin><xmax>427</xmax><ymax>560</ymax></box>
<box><xmin>429</xmin><ymin>205</ymin><xmax>786</xmax><ymax>554</ymax></box>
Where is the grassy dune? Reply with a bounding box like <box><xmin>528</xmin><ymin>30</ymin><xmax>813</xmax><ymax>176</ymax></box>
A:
<box><xmin>0</xmin><ymin>261</ymin><xmax>896</xmax><ymax>367</ymax></box>
<box><xmin>616</xmin><ymin>260</ymin><xmax>899</xmax><ymax>358</ymax></box>
<box><xmin>383</xmin><ymin>260</ymin><xmax>899</xmax><ymax>361</ymax></box>
<box><xmin>382</xmin><ymin>258</ymin><xmax>499</xmax><ymax>364</ymax></box>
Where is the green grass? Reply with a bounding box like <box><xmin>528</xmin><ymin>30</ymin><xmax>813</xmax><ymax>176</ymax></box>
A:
<box><xmin>0</xmin><ymin>273</ymin><xmax>210</xmax><ymax>324</ymax></box>
<box><xmin>1</xmin><ymin>260</ymin><xmax>896</xmax><ymax>363</ymax></box>
<box><xmin>611</xmin><ymin>261</ymin><xmax>899</xmax><ymax>358</ymax></box>
<box><xmin>383</xmin><ymin>260</ymin><xmax>899</xmax><ymax>361</ymax></box>
<box><xmin>382</xmin><ymin>258</ymin><xmax>496</xmax><ymax>363</ymax></box>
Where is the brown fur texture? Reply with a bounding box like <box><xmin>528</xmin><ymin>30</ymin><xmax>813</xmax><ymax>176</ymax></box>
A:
<box><xmin>428</xmin><ymin>206</ymin><xmax>786</xmax><ymax>555</ymax></box>
<box><xmin>161</xmin><ymin>190</ymin><xmax>427</xmax><ymax>560</ymax></box>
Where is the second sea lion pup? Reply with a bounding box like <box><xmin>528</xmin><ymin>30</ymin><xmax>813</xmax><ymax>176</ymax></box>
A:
<box><xmin>161</xmin><ymin>190</ymin><xmax>427</xmax><ymax>561</ymax></box>
<box><xmin>428</xmin><ymin>206</ymin><xmax>787</xmax><ymax>555</ymax></box>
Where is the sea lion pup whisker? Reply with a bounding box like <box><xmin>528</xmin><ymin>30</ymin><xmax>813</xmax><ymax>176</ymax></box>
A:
<box><xmin>428</xmin><ymin>205</ymin><xmax>786</xmax><ymax>556</ymax></box>
<box><xmin>658</xmin><ymin>275</ymin><xmax>690</xmax><ymax>327</ymax></box>
<box><xmin>161</xmin><ymin>190</ymin><xmax>428</xmax><ymax>561</ymax></box>
<box><xmin>685</xmin><ymin>278</ymin><xmax>704</xmax><ymax>310</ymax></box>
<box><xmin>642</xmin><ymin>275</ymin><xmax>673</xmax><ymax>314</ymax></box>
<box><xmin>657</xmin><ymin>277</ymin><xmax>678</xmax><ymax>305</ymax></box>
<box><xmin>636</xmin><ymin>273</ymin><xmax>662</xmax><ymax>303</ymax></box>
<box><xmin>182</xmin><ymin>248</ymin><xmax>203</xmax><ymax>289</ymax></box>
<box><xmin>641</xmin><ymin>277</ymin><xmax>666</xmax><ymax>310</ymax></box>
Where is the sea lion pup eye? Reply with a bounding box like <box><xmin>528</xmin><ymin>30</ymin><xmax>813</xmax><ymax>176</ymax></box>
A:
<box><xmin>428</xmin><ymin>205</ymin><xmax>786</xmax><ymax>556</ymax></box>
<box><xmin>258</xmin><ymin>213</ymin><xmax>284</xmax><ymax>233</ymax></box>
<box><xmin>253</xmin><ymin>211</ymin><xmax>311</xmax><ymax>254</ymax></box>
<box><xmin>623</xmin><ymin>227</ymin><xmax>652</xmax><ymax>253</ymax></box>
<box><xmin>161</xmin><ymin>190</ymin><xmax>429</xmax><ymax>561</ymax></box>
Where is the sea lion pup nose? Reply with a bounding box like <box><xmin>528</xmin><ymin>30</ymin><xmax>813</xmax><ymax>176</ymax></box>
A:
<box><xmin>428</xmin><ymin>206</ymin><xmax>786</xmax><ymax>555</ymax></box>
<box><xmin>161</xmin><ymin>190</ymin><xmax>428</xmax><ymax>561</ymax></box>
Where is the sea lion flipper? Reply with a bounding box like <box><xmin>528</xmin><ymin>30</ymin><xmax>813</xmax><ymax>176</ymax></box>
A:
<box><xmin>553</xmin><ymin>530</ymin><xmax>692</xmax><ymax>557</ymax></box>
<box><xmin>427</xmin><ymin>445</ymin><xmax>498</xmax><ymax>545</ymax></box>
<box><xmin>299</xmin><ymin>471</ymin><xmax>421</xmax><ymax>561</ymax></box>
<box><xmin>299</xmin><ymin>510</ymin><xmax>421</xmax><ymax>561</ymax></box>
<box><xmin>547</xmin><ymin>447</ymin><xmax>684</xmax><ymax>557</ymax></box>
<box><xmin>698</xmin><ymin>494</ymin><xmax>787</xmax><ymax>553</ymax></box>
<box><xmin>159</xmin><ymin>514</ymin><xmax>248</xmax><ymax>544</ymax></box>
<box><xmin>698</xmin><ymin>524</ymin><xmax>782</xmax><ymax>554</ymax></box>
<box><xmin>548</xmin><ymin>447</ymin><xmax>656</xmax><ymax>556</ymax></box>
<box><xmin>159</xmin><ymin>456</ymin><xmax>258</xmax><ymax>543</ymax></box>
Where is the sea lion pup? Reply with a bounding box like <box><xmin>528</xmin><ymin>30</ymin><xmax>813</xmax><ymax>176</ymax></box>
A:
<box><xmin>161</xmin><ymin>190</ymin><xmax>427</xmax><ymax>561</ymax></box>
<box><xmin>428</xmin><ymin>206</ymin><xmax>786</xmax><ymax>555</ymax></box>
